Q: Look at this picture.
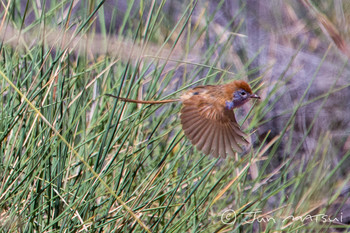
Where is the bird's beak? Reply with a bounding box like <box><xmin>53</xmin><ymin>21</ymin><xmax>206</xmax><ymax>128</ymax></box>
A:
<box><xmin>250</xmin><ymin>93</ymin><xmax>260</xmax><ymax>99</ymax></box>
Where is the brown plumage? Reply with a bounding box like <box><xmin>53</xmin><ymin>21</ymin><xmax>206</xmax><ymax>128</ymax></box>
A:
<box><xmin>106</xmin><ymin>80</ymin><xmax>260</xmax><ymax>158</ymax></box>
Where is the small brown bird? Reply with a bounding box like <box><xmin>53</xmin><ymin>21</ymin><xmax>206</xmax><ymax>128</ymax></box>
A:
<box><xmin>106</xmin><ymin>80</ymin><xmax>260</xmax><ymax>158</ymax></box>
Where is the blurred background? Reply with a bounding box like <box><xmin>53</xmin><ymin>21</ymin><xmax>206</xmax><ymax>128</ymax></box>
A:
<box><xmin>0</xmin><ymin>0</ymin><xmax>349</xmax><ymax>232</ymax></box>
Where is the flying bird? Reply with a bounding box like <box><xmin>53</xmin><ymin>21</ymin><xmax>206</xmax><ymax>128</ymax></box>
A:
<box><xmin>106</xmin><ymin>80</ymin><xmax>260</xmax><ymax>158</ymax></box>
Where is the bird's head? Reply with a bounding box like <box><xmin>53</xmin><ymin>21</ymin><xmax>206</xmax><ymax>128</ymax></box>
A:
<box><xmin>224</xmin><ymin>80</ymin><xmax>260</xmax><ymax>110</ymax></box>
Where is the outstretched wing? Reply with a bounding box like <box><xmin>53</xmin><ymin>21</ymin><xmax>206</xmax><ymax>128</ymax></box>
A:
<box><xmin>180</xmin><ymin>95</ymin><xmax>248</xmax><ymax>158</ymax></box>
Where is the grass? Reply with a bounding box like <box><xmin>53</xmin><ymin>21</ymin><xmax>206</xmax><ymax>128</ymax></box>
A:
<box><xmin>0</xmin><ymin>0</ymin><xmax>349</xmax><ymax>232</ymax></box>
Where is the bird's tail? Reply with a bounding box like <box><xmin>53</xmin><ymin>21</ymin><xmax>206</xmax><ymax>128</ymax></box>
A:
<box><xmin>105</xmin><ymin>94</ymin><xmax>180</xmax><ymax>104</ymax></box>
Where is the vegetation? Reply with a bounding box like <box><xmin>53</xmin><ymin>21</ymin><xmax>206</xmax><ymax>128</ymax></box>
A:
<box><xmin>0</xmin><ymin>0</ymin><xmax>349</xmax><ymax>232</ymax></box>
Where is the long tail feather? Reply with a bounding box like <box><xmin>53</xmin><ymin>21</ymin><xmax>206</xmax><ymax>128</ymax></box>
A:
<box><xmin>105</xmin><ymin>94</ymin><xmax>179</xmax><ymax>104</ymax></box>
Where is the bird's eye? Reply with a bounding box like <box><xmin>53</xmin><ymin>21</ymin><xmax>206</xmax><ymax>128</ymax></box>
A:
<box><xmin>240</xmin><ymin>91</ymin><xmax>247</xmax><ymax>96</ymax></box>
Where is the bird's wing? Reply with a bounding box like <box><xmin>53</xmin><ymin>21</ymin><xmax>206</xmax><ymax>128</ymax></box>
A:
<box><xmin>180</xmin><ymin>96</ymin><xmax>248</xmax><ymax>158</ymax></box>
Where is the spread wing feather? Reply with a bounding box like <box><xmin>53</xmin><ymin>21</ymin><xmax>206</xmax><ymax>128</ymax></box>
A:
<box><xmin>180</xmin><ymin>96</ymin><xmax>249</xmax><ymax>158</ymax></box>
<box><xmin>201</xmin><ymin>124</ymin><xmax>215</xmax><ymax>155</ymax></box>
<box><xmin>222</xmin><ymin>126</ymin><xmax>236</xmax><ymax>157</ymax></box>
<box><xmin>195</xmin><ymin>122</ymin><xmax>212</xmax><ymax>150</ymax></box>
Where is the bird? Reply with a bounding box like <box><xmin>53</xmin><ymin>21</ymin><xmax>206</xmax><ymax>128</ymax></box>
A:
<box><xmin>106</xmin><ymin>80</ymin><xmax>260</xmax><ymax>158</ymax></box>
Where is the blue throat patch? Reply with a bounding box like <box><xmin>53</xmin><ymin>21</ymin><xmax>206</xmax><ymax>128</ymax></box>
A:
<box><xmin>225</xmin><ymin>101</ymin><xmax>234</xmax><ymax>110</ymax></box>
